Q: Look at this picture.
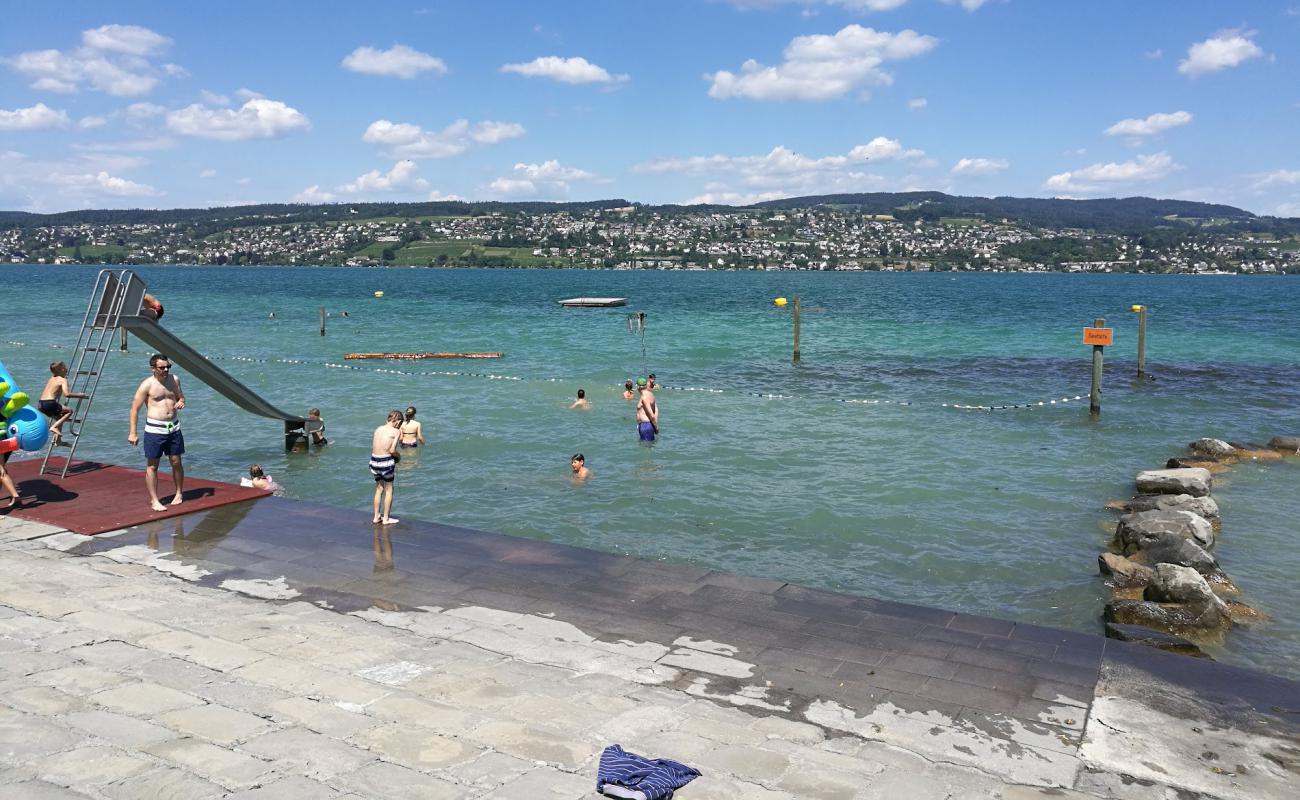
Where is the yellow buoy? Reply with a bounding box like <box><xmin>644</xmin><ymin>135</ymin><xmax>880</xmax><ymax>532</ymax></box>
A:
<box><xmin>1130</xmin><ymin>304</ymin><xmax>1143</xmax><ymax>312</ymax></box>
<box><xmin>374</xmin><ymin>291</ymin><xmax>384</xmax><ymax>298</ymax></box>
<box><xmin>773</xmin><ymin>297</ymin><xmax>788</xmax><ymax>307</ymax></box>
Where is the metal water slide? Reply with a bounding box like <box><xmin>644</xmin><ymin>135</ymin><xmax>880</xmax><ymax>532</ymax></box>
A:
<box><xmin>117</xmin><ymin>314</ymin><xmax>305</xmax><ymax>426</ymax></box>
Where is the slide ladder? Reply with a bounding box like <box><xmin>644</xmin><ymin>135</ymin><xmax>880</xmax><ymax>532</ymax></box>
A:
<box><xmin>40</xmin><ymin>269</ymin><xmax>144</xmax><ymax>478</ymax></box>
<box><xmin>39</xmin><ymin>269</ymin><xmax>304</xmax><ymax>479</ymax></box>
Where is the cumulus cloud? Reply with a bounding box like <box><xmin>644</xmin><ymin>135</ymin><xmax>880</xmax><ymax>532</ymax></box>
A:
<box><xmin>0</xmin><ymin>102</ymin><xmax>70</xmax><ymax>131</ymax></box>
<box><xmin>1104</xmin><ymin>110</ymin><xmax>1192</xmax><ymax>138</ymax></box>
<box><xmin>166</xmin><ymin>98</ymin><xmax>310</xmax><ymax>140</ymax></box>
<box><xmin>362</xmin><ymin>118</ymin><xmax>525</xmax><ymax>158</ymax></box>
<box><xmin>1044</xmin><ymin>152</ymin><xmax>1179</xmax><ymax>194</ymax></box>
<box><xmin>1178</xmin><ymin>30</ymin><xmax>1263</xmax><ymax>77</ymax></box>
<box><xmin>951</xmin><ymin>157</ymin><xmax>1009</xmax><ymax>176</ymax></box>
<box><xmin>292</xmin><ymin>185</ymin><xmax>337</xmax><ymax>203</ymax></box>
<box><xmin>500</xmin><ymin>56</ymin><xmax>628</xmax><ymax>84</ymax></box>
<box><xmin>199</xmin><ymin>89</ymin><xmax>230</xmax><ymax>106</ymax></box>
<box><xmin>428</xmin><ymin>190</ymin><xmax>466</xmax><ymax>202</ymax></box>
<box><xmin>5</xmin><ymin>24</ymin><xmax>176</xmax><ymax>96</ymax></box>
<box><xmin>125</xmin><ymin>102</ymin><xmax>166</xmax><ymax>120</ymax></box>
<box><xmin>1252</xmin><ymin>169</ymin><xmax>1300</xmax><ymax>188</ymax></box>
<box><xmin>707</xmin><ymin>24</ymin><xmax>937</xmax><ymax>101</ymax></box>
<box><xmin>636</xmin><ymin>139</ymin><xmax>929</xmax><ymax>203</ymax></box>
<box><xmin>339</xmin><ymin>160</ymin><xmax>429</xmax><ymax>193</ymax></box>
<box><xmin>488</xmin><ymin>160</ymin><xmax>600</xmax><ymax>198</ymax></box>
<box><xmin>342</xmin><ymin>44</ymin><xmax>447</xmax><ymax>78</ymax></box>
<box><xmin>907</xmin><ymin>97</ymin><xmax>927</xmax><ymax>110</ymax></box>
<box><xmin>78</xmin><ymin>115</ymin><xmax>108</xmax><ymax>129</ymax></box>
<box><xmin>49</xmin><ymin>170</ymin><xmax>159</xmax><ymax>196</ymax></box>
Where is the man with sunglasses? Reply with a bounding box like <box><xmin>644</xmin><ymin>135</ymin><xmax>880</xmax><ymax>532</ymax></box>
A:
<box><xmin>128</xmin><ymin>353</ymin><xmax>187</xmax><ymax>512</ymax></box>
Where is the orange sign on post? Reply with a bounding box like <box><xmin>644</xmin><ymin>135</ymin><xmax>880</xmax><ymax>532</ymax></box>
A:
<box><xmin>1083</xmin><ymin>327</ymin><xmax>1114</xmax><ymax>346</ymax></box>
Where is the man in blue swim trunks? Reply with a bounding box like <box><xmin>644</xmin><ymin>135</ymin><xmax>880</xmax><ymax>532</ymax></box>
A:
<box><xmin>127</xmin><ymin>354</ymin><xmax>186</xmax><ymax>512</ymax></box>
<box><xmin>634</xmin><ymin>377</ymin><xmax>658</xmax><ymax>442</ymax></box>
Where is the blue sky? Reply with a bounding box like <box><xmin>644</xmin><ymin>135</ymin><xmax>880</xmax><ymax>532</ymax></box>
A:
<box><xmin>1</xmin><ymin>1</ymin><xmax>1297</xmax><ymax>215</ymax></box>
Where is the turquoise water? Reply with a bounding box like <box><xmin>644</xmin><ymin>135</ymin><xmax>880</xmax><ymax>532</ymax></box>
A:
<box><xmin>4</xmin><ymin>265</ymin><xmax>1298</xmax><ymax>678</ymax></box>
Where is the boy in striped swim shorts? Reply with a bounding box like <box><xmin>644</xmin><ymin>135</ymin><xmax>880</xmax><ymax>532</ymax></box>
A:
<box><xmin>370</xmin><ymin>409</ymin><xmax>403</xmax><ymax>525</ymax></box>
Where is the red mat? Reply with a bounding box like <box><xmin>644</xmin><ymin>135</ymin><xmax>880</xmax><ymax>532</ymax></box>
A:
<box><xmin>1</xmin><ymin>457</ymin><xmax>269</xmax><ymax>535</ymax></box>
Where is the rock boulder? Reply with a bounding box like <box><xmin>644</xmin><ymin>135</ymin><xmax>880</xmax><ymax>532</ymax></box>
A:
<box><xmin>1098</xmin><ymin>553</ymin><xmax>1155</xmax><ymax>588</ymax></box>
<box><xmin>1132</xmin><ymin>536</ymin><xmax>1218</xmax><ymax>575</ymax></box>
<box><xmin>1268</xmin><ymin>435</ymin><xmax>1300</xmax><ymax>453</ymax></box>
<box><xmin>1135</xmin><ymin>468</ymin><xmax>1212</xmax><ymax>497</ymax></box>
<box><xmin>1189</xmin><ymin>438</ymin><xmax>1236</xmax><ymax>460</ymax></box>
<box><xmin>1104</xmin><ymin>622</ymin><xmax>1210</xmax><ymax>658</ymax></box>
<box><xmin>1116</xmin><ymin>493</ymin><xmax>1220</xmax><ymax>522</ymax></box>
<box><xmin>1104</xmin><ymin>598</ymin><xmax>1230</xmax><ymax>639</ymax></box>
<box><xmin>1115</xmin><ymin>509</ymin><xmax>1215</xmax><ymax>554</ymax></box>
<box><xmin>1144</xmin><ymin>563</ymin><xmax>1223</xmax><ymax>607</ymax></box>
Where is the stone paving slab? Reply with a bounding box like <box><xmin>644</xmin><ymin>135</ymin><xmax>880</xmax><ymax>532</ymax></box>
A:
<box><xmin>3</xmin><ymin>502</ymin><xmax>1299</xmax><ymax>798</ymax></box>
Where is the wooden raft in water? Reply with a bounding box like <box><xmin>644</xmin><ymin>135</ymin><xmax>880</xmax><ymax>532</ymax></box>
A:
<box><xmin>344</xmin><ymin>352</ymin><xmax>504</xmax><ymax>360</ymax></box>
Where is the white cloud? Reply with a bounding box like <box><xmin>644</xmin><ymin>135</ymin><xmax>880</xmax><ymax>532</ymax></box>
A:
<box><xmin>166</xmin><ymin>98</ymin><xmax>310</xmax><ymax>140</ymax></box>
<box><xmin>0</xmin><ymin>150</ymin><xmax>160</xmax><ymax>211</ymax></box>
<box><xmin>0</xmin><ymin>102</ymin><xmax>70</xmax><ymax>131</ymax></box>
<box><xmin>339</xmin><ymin>160</ymin><xmax>429</xmax><ymax>194</ymax></box>
<box><xmin>1275</xmin><ymin>202</ymin><xmax>1300</xmax><ymax>218</ymax></box>
<box><xmin>362</xmin><ymin>118</ymin><xmax>525</xmax><ymax>159</ymax></box>
<box><xmin>489</xmin><ymin>160</ymin><xmax>600</xmax><ymax>198</ymax></box>
<box><xmin>951</xmin><ymin>157</ymin><xmax>1009</xmax><ymax>176</ymax></box>
<box><xmin>512</xmin><ymin>160</ymin><xmax>596</xmax><ymax>181</ymax></box>
<box><xmin>681</xmin><ymin>189</ymin><xmax>792</xmax><ymax>205</ymax></box>
<box><xmin>72</xmin><ymin>137</ymin><xmax>175</xmax><ymax>152</ymax></box>
<box><xmin>199</xmin><ymin>168</ymin><xmax>217</xmax><ymax>178</ymax></box>
<box><xmin>199</xmin><ymin>90</ymin><xmax>230</xmax><ymax>106</ymax></box>
<box><xmin>726</xmin><ymin>1</ymin><xmax>908</xmax><ymax>11</ymax></box>
<box><xmin>501</xmin><ymin>56</ymin><xmax>628</xmax><ymax>85</ymax></box>
<box><xmin>80</xmin><ymin>25</ymin><xmax>171</xmax><ymax>57</ymax></box>
<box><xmin>907</xmin><ymin>97</ymin><xmax>927</xmax><ymax>110</ymax></box>
<box><xmin>428</xmin><ymin>190</ymin><xmax>465</xmax><ymax>202</ymax></box>
<box><xmin>1044</xmin><ymin>152</ymin><xmax>1179</xmax><ymax>194</ymax></box>
<box><xmin>342</xmin><ymin>44</ymin><xmax>447</xmax><ymax>79</ymax></box>
<box><xmin>234</xmin><ymin>88</ymin><xmax>264</xmax><ymax>101</ymax></box>
<box><xmin>126</xmin><ymin>102</ymin><xmax>166</xmax><ymax>120</ymax></box>
<box><xmin>1104</xmin><ymin>110</ymin><xmax>1192</xmax><ymax>138</ymax></box>
<box><xmin>78</xmin><ymin>115</ymin><xmax>108</xmax><ymax>129</ymax></box>
<box><xmin>941</xmin><ymin>0</ymin><xmax>991</xmax><ymax>10</ymax></box>
<box><xmin>49</xmin><ymin>170</ymin><xmax>159</xmax><ymax>196</ymax></box>
<box><xmin>1145</xmin><ymin>49</ymin><xmax>1163</xmax><ymax>60</ymax></box>
<box><xmin>707</xmin><ymin>24</ymin><xmax>937</xmax><ymax>101</ymax></box>
<box><xmin>292</xmin><ymin>185</ymin><xmax>337</xmax><ymax>203</ymax></box>
<box><xmin>1178</xmin><ymin>30</ymin><xmax>1263</xmax><ymax>77</ymax></box>
<box><xmin>5</xmin><ymin>25</ymin><xmax>176</xmax><ymax>96</ymax></box>
<box><xmin>1252</xmin><ymin>169</ymin><xmax>1300</xmax><ymax>188</ymax></box>
<box><xmin>488</xmin><ymin>178</ymin><xmax>537</xmax><ymax>196</ymax></box>
<box><xmin>635</xmin><ymin>138</ymin><xmax>924</xmax><ymax>177</ymax></box>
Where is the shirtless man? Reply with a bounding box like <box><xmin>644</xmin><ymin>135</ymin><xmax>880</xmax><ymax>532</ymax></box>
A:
<box><xmin>370</xmin><ymin>410</ymin><xmax>403</xmax><ymax>525</ymax></box>
<box><xmin>128</xmin><ymin>354</ymin><xmax>186</xmax><ymax>511</ymax></box>
<box><xmin>569</xmin><ymin>389</ymin><xmax>590</xmax><ymax>410</ymax></box>
<box><xmin>39</xmin><ymin>361</ymin><xmax>88</xmax><ymax>443</ymax></box>
<box><xmin>399</xmin><ymin>406</ymin><xmax>425</xmax><ymax>449</ymax></box>
<box><xmin>635</xmin><ymin>377</ymin><xmax>659</xmax><ymax>442</ymax></box>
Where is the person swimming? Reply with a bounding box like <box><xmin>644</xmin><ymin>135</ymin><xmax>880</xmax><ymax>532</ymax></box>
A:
<box><xmin>399</xmin><ymin>406</ymin><xmax>425</xmax><ymax>448</ymax></box>
<box><xmin>570</xmin><ymin>453</ymin><xmax>591</xmax><ymax>480</ymax></box>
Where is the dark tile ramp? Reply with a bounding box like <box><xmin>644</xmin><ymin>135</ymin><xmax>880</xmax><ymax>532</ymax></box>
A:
<box><xmin>1</xmin><ymin>457</ymin><xmax>269</xmax><ymax>535</ymax></box>
<box><xmin>64</xmin><ymin>495</ymin><xmax>1300</xmax><ymax>757</ymax></box>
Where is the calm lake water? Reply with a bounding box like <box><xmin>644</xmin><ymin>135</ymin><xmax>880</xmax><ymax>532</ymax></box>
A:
<box><xmin>3</xmin><ymin>265</ymin><xmax>1298</xmax><ymax>679</ymax></box>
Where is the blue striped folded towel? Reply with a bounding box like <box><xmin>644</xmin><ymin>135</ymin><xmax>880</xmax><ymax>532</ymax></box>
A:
<box><xmin>597</xmin><ymin>744</ymin><xmax>702</xmax><ymax>800</ymax></box>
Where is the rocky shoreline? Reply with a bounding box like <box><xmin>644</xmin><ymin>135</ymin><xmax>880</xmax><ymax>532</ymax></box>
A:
<box><xmin>1099</xmin><ymin>435</ymin><xmax>1299</xmax><ymax>657</ymax></box>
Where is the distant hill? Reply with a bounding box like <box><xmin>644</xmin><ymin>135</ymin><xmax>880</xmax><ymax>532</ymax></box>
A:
<box><xmin>1</xmin><ymin>192</ymin><xmax>1294</xmax><ymax>235</ymax></box>
<box><xmin>749</xmin><ymin>192</ymin><xmax>1259</xmax><ymax>231</ymax></box>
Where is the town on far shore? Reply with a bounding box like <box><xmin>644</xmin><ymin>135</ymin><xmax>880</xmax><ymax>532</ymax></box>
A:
<box><xmin>3</xmin><ymin>194</ymin><xmax>1298</xmax><ymax>274</ymax></box>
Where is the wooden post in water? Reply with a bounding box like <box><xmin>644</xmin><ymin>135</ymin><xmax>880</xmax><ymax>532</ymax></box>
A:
<box><xmin>792</xmin><ymin>295</ymin><xmax>801</xmax><ymax>364</ymax></box>
<box><xmin>1131</xmin><ymin>304</ymin><xmax>1147</xmax><ymax>379</ymax></box>
<box><xmin>1090</xmin><ymin>317</ymin><xmax>1105</xmax><ymax>416</ymax></box>
<box><xmin>319</xmin><ymin>307</ymin><xmax>326</xmax><ymax>337</ymax></box>
<box><xmin>119</xmin><ymin>328</ymin><xmax>128</xmax><ymax>352</ymax></box>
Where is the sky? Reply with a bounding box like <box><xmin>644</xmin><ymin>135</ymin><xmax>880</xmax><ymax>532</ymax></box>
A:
<box><xmin>1</xmin><ymin>1</ymin><xmax>1297</xmax><ymax>215</ymax></box>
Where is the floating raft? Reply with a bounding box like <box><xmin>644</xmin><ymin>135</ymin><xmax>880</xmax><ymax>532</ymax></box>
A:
<box><xmin>558</xmin><ymin>297</ymin><xmax>626</xmax><ymax>308</ymax></box>
<box><xmin>344</xmin><ymin>352</ymin><xmax>503</xmax><ymax>360</ymax></box>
